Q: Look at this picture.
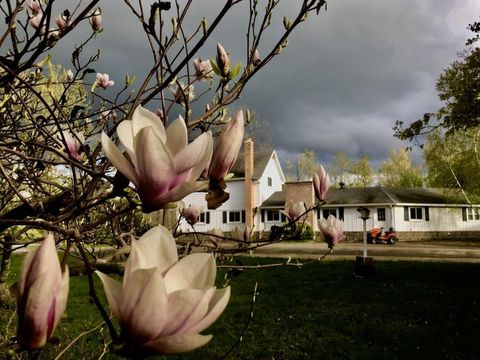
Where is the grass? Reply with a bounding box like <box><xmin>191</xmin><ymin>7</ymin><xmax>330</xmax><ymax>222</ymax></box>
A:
<box><xmin>1</xmin><ymin>256</ymin><xmax>480</xmax><ymax>359</ymax></box>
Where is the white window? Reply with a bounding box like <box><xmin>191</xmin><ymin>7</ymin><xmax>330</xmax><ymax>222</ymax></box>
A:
<box><xmin>198</xmin><ymin>212</ymin><xmax>210</xmax><ymax>224</ymax></box>
<box><xmin>266</xmin><ymin>210</ymin><xmax>280</xmax><ymax>222</ymax></box>
<box><xmin>268</xmin><ymin>177</ymin><xmax>272</xmax><ymax>187</ymax></box>
<box><xmin>410</xmin><ymin>207</ymin><xmax>423</xmax><ymax>220</ymax></box>
<box><xmin>229</xmin><ymin>211</ymin><xmax>242</xmax><ymax>223</ymax></box>
<box><xmin>377</xmin><ymin>208</ymin><xmax>386</xmax><ymax>221</ymax></box>
<box><xmin>467</xmin><ymin>208</ymin><xmax>480</xmax><ymax>221</ymax></box>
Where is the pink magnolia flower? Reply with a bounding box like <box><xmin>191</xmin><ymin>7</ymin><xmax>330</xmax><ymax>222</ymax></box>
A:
<box><xmin>181</xmin><ymin>205</ymin><xmax>202</xmax><ymax>226</ymax></box>
<box><xmin>28</xmin><ymin>0</ymin><xmax>42</xmax><ymax>14</ymax></box>
<box><xmin>96</xmin><ymin>225</ymin><xmax>230</xmax><ymax>355</ymax></box>
<box><xmin>208</xmin><ymin>228</ymin><xmax>224</xmax><ymax>248</ymax></box>
<box><xmin>208</xmin><ymin>110</ymin><xmax>244</xmax><ymax>181</ymax></box>
<box><xmin>89</xmin><ymin>8</ymin><xmax>102</xmax><ymax>32</ymax></box>
<box><xmin>29</xmin><ymin>13</ymin><xmax>45</xmax><ymax>33</ymax></box>
<box><xmin>313</xmin><ymin>165</ymin><xmax>330</xmax><ymax>202</ymax></box>
<box><xmin>319</xmin><ymin>215</ymin><xmax>344</xmax><ymax>249</ymax></box>
<box><xmin>283</xmin><ymin>200</ymin><xmax>306</xmax><ymax>222</ymax></box>
<box><xmin>96</xmin><ymin>73</ymin><xmax>114</xmax><ymax>89</ymax></box>
<box><xmin>216</xmin><ymin>43</ymin><xmax>230</xmax><ymax>76</ymax></box>
<box><xmin>17</xmin><ymin>234</ymin><xmax>69</xmax><ymax>350</ymax></box>
<box><xmin>55</xmin><ymin>15</ymin><xmax>69</xmax><ymax>31</ymax></box>
<box><xmin>101</xmin><ymin>106</ymin><xmax>213</xmax><ymax>212</ymax></box>
<box><xmin>61</xmin><ymin>131</ymin><xmax>84</xmax><ymax>160</ymax></box>
<box><xmin>193</xmin><ymin>58</ymin><xmax>213</xmax><ymax>81</ymax></box>
<box><xmin>171</xmin><ymin>82</ymin><xmax>195</xmax><ymax>106</ymax></box>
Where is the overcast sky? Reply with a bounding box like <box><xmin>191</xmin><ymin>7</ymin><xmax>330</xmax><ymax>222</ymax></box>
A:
<box><xmin>53</xmin><ymin>0</ymin><xmax>480</xmax><ymax>168</ymax></box>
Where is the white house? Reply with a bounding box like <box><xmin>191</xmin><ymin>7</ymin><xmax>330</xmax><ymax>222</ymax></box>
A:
<box><xmin>179</xmin><ymin>140</ymin><xmax>480</xmax><ymax>241</ymax></box>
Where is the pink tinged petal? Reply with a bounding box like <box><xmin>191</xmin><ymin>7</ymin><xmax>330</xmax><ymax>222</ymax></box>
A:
<box><xmin>144</xmin><ymin>333</ymin><xmax>212</xmax><ymax>354</ymax></box>
<box><xmin>95</xmin><ymin>271</ymin><xmax>122</xmax><ymax>319</ymax></box>
<box><xmin>146</xmin><ymin>180</ymin><xmax>208</xmax><ymax>212</ymax></box>
<box><xmin>22</xmin><ymin>234</ymin><xmax>59</xmax><ymax>291</ymax></box>
<box><xmin>120</xmin><ymin>268</ymin><xmax>168</xmax><ymax>342</ymax></box>
<box><xmin>134</xmin><ymin>226</ymin><xmax>179</xmax><ymax>274</ymax></box>
<box><xmin>51</xmin><ymin>267</ymin><xmax>69</xmax><ymax>332</ymax></box>
<box><xmin>185</xmin><ymin>286</ymin><xmax>231</xmax><ymax>334</ymax></box>
<box><xmin>164</xmin><ymin>253</ymin><xmax>216</xmax><ymax>294</ymax></box>
<box><xmin>18</xmin><ymin>270</ymin><xmax>58</xmax><ymax>349</ymax></box>
<box><xmin>123</xmin><ymin>238</ymin><xmax>141</xmax><ymax>285</ymax></box>
<box><xmin>18</xmin><ymin>251</ymin><xmax>35</xmax><ymax>297</ymax></box>
<box><xmin>101</xmin><ymin>132</ymin><xmax>138</xmax><ymax>187</ymax></box>
<box><xmin>173</xmin><ymin>132</ymin><xmax>213</xmax><ymax>182</ymax></box>
<box><xmin>165</xmin><ymin>116</ymin><xmax>188</xmax><ymax>156</ymax></box>
<box><xmin>132</xmin><ymin>106</ymin><xmax>166</xmax><ymax>143</ymax></box>
<box><xmin>134</xmin><ymin>127</ymin><xmax>175</xmax><ymax>197</ymax></box>
<box><xmin>161</xmin><ymin>288</ymin><xmax>212</xmax><ymax>335</ymax></box>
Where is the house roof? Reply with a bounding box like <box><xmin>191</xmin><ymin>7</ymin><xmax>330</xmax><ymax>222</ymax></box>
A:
<box><xmin>326</xmin><ymin>187</ymin><xmax>470</xmax><ymax>206</ymax></box>
<box><xmin>260</xmin><ymin>186</ymin><xmax>473</xmax><ymax>208</ymax></box>
<box><xmin>230</xmin><ymin>150</ymin><xmax>273</xmax><ymax>179</ymax></box>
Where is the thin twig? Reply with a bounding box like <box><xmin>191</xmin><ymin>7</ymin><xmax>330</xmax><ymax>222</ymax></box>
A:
<box><xmin>53</xmin><ymin>322</ymin><xmax>105</xmax><ymax>360</ymax></box>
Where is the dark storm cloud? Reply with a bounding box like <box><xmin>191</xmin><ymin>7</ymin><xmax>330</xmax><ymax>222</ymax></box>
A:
<box><xmin>51</xmin><ymin>0</ymin><xmax>480</xmax><ymax>167</ymax></box>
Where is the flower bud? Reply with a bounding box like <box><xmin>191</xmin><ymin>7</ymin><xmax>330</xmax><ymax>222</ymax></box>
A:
<box><xmin>66</xmin><ymin>69</ymin><xmax>74</xmax><ymax>82</ymax></box>
<box><xmin>60</xmin><ymin>131</ymin><xmax>84</xmax><ymax>160</ymax></box>
<box><xmin>181</xmin><ymin>205</ymin><xmax>202</xmax><ymax>226</ymax></box>
<box><xmin>28</xmin><ymin>0</ymin><xmax>42</xmax><ymax>14</ymax></box>
<box><xmin>89</xmin><ymin>8</ymin><xmax>102</xmax><ymax>32</ymax></box>
<box><xmin>283</xmin><ymin>200</ymin><xmax>306</xmax><ymax>222</ymax></box>
<box><xmin>253</xmin><ymin>49</ymin><xmax>261</xmax><ymax>67</ymax></box>
<box><xmin>209</xmin><ymin>228</ymin><xmax>224</xmax><ymax>247</ymax></box>
<box><xmin>313</xmin><ymin>165</ymin><xmax>330</xmax><ymax>202</ymax></box>
<box><xmin>55</xmin><ymin>15</ymin><xmax>69</xmax><ymax>31</ymax></box>
<box><xmin>193</xmin><ymin>58</ymin><xmax>213</xmax><ymax>81</ymax></box>
<box><xmin>208</xmin><ymin>110</ymin><xmax>244</xmax><ymax>181</ymax></box>
<box><xmin>216</xmin><ymin>43</ymin><xmax>230</xmax><ymax>77</ymax></box>
<box><xmin>319</xmin><ymin>215</ymin><xmax>343</xmax><ymax>249</ymax></box>
<box><xmin>29</xmin><ymin>13</ymin><xmax>45</xmax><ymax>33</ymax></box>
<box><xmin>17</xmin><ymin>234</ymin><xmax>69</xmax><ymax>350</ymax></box>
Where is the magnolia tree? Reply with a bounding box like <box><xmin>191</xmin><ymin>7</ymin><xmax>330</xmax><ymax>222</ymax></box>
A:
<box><xmin>0</xmin><ymin>0</ymin><xmax>344</xmax><ymax>357</ymax></box>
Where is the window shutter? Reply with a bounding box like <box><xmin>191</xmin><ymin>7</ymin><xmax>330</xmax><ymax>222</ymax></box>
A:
<box><xmin>339</xmin><ymin>207</ymin><xmax>344</xmax><ymax>221</ymax></box>
<box><xmin>462</xmin><ymin>207</ymin><xmax>467</xmax><ymax>222</ymax></box>
<box><xmin>425</xmin><ymin>207</ymin><xmax>429</xmax><ymax>221</ymax></box>
<box><xmin>404</xmin><ymin>207</ymin><xmax>409</xmax><ymax>221</ymax></box>
<box><xmin>261</xmin><ymin>210</ymin><xmax>265</xmax><ymax>222</ymax></box>
<box><xmin>222</xmin><ymin>211</ymin><xmax>227</xmax><ymax>223</ymax></box>
<box><xmin>242</xmin><ymin>210</ymin><xmax>246</xmax><ymax>223</ymax></box>
<box><xmin>206</xmin><ymin>212</ymin><xmax>210</xmax><ymax>224</ymax></box>
<box><xmin>322</xmin><ymin>209</ymin><xmax>329</xmax><ymax>219</ymax></box>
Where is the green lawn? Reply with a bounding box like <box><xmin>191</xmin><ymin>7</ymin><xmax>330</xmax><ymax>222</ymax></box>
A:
<box><xmin>2</xmin><ymin>257</ymin><xmax>480</xmax><ymax>359</ymax></box>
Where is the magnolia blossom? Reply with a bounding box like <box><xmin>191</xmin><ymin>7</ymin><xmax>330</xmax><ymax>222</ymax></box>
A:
<box><xmin>313</xmin><ymin>165</ymin><xmax>330</xmax><ymax>202</ymax></box>
<box><xmin>216</xmin><ymin>43</ymin><xmax>230</xmax><ymax>76</ymax></box>
<box><xmin>55</xmin><ymin>15</ymin><xmax>69</xmax><ymax>31</ymax></box>
<box><xmin>253</xmin><ymin>49</ymin><xmax>261</xmax><ymax>66</ymax></box>
<box><xmin>208</xmin><ymin>228</ymin><xmax>224</xmax><ymax>248</ymax></box>
<box><xmin>89</xmin><ymin>8</ymin><xmax>102</xmax><ymax>32</ymax></box>
<box><xmin>101</xmin><ymin>106</ymin><xmax>213</xmax><ymax>212</ymax></box>
<box><xmin>208</xmin><ymin>110</ymin><xmax>244</xmax><ymax>181</ymax></box>
<box><xmin>17</xmin><ymin>234</ymin><xmax>69</xmax><ymax>350</ymax></box>
<box><xmin>96</xmin><ymin>225</ymin><xmax>230</xmax><ymax>355</ymax></box>
<box><xmin>172</xmin><ymin>82</ymin><xmax>195</xmax><ymax>106</ymax></box>
<box><xmin>28</xmin><ymin>0</ymin><xmax>42</xmax><ymax>14</ymax></box>
<box><xmin>231</xmin><ymin>226</ymin><xmax>250</xmax><ymax>242</ymax></box>
<box><xmin>97</xmin><ymin>73</ymin><xmax>114</xmax><ymax>89</ymax></box>
<box><xmin>61</xmin><ymin>131</ymin><xmax>84</xmax><ymax>160</ymax></box>
<box><xmin>181</xmin><ymin>205</ymin><xmax>202</xmax><ymax>226</ymax></box>
<box><xmin>29</xmin><ymin>13</ymin><xmax>45</xmax><ymax>33</ymax></box>
<box><xmin>193</xmin><ymin>58</ymin><xmax>213</xmax><ymax>81</ymax></box>
<box><xmin>283</xmin><ymin>200</ymin><xmax>306</xmax><ymax>222</ymax></box>
<box><xmin>319</xmin><ymin>215</ymin><xmax>344</xmax><ymax>249</ymax></box>
<box><xmin>66</xmin><ymin>69</ymin><xmax>74</xmax><ymax>81</ymax></box>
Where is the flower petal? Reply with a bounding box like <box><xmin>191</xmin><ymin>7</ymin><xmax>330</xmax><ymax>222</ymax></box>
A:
<box><xmin>116</xmin><ymin>120</ymin><xmax>134</xmax><ymax>155</ymax></box>
<box><xmin>52</xmin><ymin>266</ymin><xmax>69</xmax><ymax>332</ymax></box>
<box><xmin>165</xmin><ymin>116</ymin><xmax>187</xmax><ymax>156</ymax></box>
<box><xmin>147</xmin><ymin>181</ymin><xmax>208</xmax><ymax>213</ymax></box>
<box><xmin>164</xmin><ymin>253</ymin><xmax>216</xmax><ymax>294</ymax></box>
<box><xmin>144</xmin><ymin>333</ymin><xmax>212</xmax><ymax>354</ymax></box>
<box><xmin>161</xmin><ymin>288</ymin><xmax>211</xmax><ymax>335</ymax></box>
<box><xmin>101</xmin><ymin>132</ymin><xmax>138</xmax><ymax>187</ymax></box>
<box><xmin>120</xmin><ymin>268</ymin><xmax>168</xmax><ymax>342</ymax></box>
<box><xmin>172</xmin><ymin>288</ymin><xmax>216</xmax><ymax>335</ymax></box>
<box><xmin>185</xmin><ymin>286</ymin><xmax>231</xmax><ymax>334</ymax></box>
<box><xmin>134</xmin><ymin>127</ymin><xmax>174</xmax><ymax>197</ymax></box>
<box><xmin>95</xmin><ymin>271</ymin><xmax>122</xmax><ymax>319</ymax></box>
<box><xmin>132</xmin><ymin>106</ymin><xmax>166</xmax><ymax>143</ymax></box>
<box><xmin>174</xmin><ymin>132</ymin><xmax>212</xmax><ymax>177</ymax></box>
<box><xmin>134</xmin><ymin>225</ymin><xmax>179</xmax><ymax>274</ymax></box>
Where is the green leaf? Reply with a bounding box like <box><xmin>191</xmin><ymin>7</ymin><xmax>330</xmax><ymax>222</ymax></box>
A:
<box><xmin>90</xmin><ymin>80</ymin><xmax>98</xmax><ymax>93</ymax></box>
<box><xmin>229</xmin><ymin>63</ymin><xmax>242</xmax><ymax>80</ymax></box>
<box><xmin>210</xmin><ymin>59</ymin><xmax>222</xmax><ymax>77</ymax></box>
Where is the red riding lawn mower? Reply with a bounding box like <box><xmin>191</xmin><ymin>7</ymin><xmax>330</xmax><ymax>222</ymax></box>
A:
<box><xmin>367</xmin><ymin>227</ymin><xmax>398</xmax><ymax>245</ymax></box>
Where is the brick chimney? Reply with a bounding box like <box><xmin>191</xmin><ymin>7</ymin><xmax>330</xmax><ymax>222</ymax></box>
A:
<box><xmin>244</xmin><ymin>138</ymin><xmax>254</xmax><ymax>229</ymax></box>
